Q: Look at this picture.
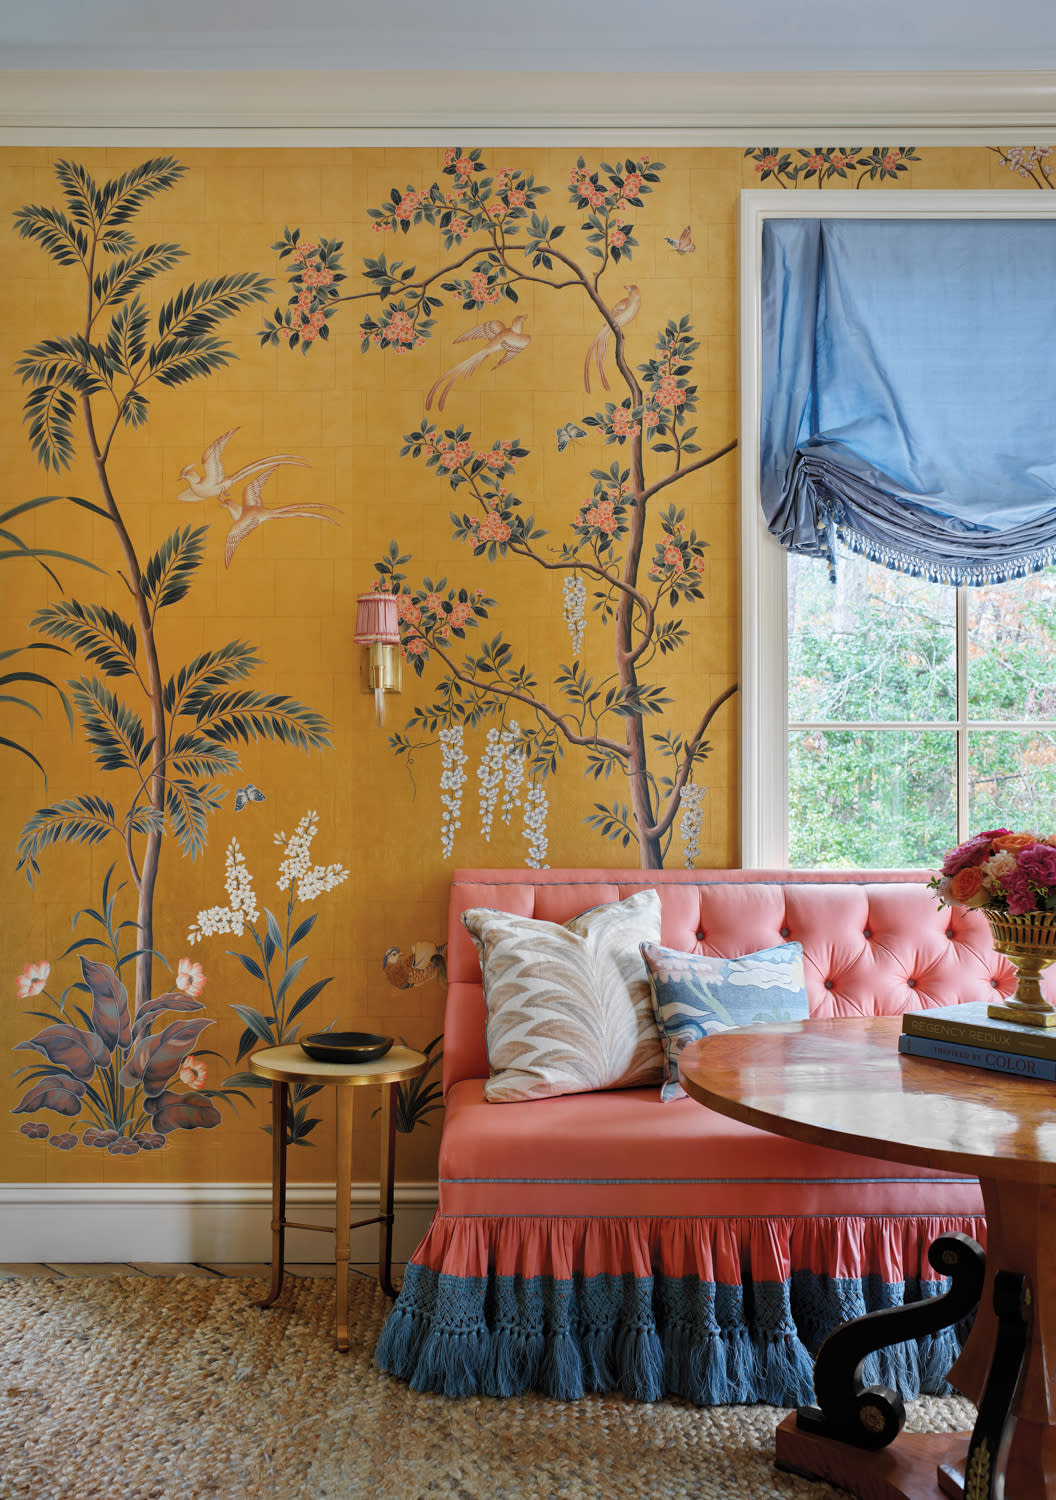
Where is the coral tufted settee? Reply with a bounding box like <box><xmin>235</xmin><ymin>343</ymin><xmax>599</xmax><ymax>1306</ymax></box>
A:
<box><xmin>375</xmin><ymin>867</ymin><xmax>1029</xmax><ymax>1408</ymax></box>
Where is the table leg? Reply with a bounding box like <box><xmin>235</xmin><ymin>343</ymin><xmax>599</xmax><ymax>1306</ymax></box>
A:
<box><xmin>335</xmin><ymin>1086</ymin><xmax>354</xmax><ymax>1353</ymax></box>
<box><xmin>378</xmin><ymin>1080</ymin><xmax>398</xmax><ymax>1299</ymax></box>
<box><xmin>777</xmin><ymin>1178</ymin><xmax>1056</xmax><ymax>1499</ymax></box>
<box><xmin>257</xmin><ymin>1079</ymin><xmax>288</xmax><ymax>1309</ymax></box>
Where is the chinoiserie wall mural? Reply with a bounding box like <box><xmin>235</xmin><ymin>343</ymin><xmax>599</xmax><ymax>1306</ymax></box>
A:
<box><xmin>0</xmin><ymin>141</ymin><xmax>1047</xmax><ymax>1193</ymax></box>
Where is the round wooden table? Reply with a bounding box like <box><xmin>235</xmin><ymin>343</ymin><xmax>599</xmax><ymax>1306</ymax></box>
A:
<box><xmin>249</xmin><ymin>1042</ymin><xmax>427</xmax><ymax>1351</ymax></box>
<box><xmin>679</xmin><ymin>1014</ymin><xmax>1056</xmax><ymax>1500</ymax></box>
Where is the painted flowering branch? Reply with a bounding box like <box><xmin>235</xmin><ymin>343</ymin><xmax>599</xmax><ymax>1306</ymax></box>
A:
<box><xmin>989</xmin><ymin>146</ymin><xmax>1056</xmax><ymax>189</ymax></box>
<box><xmin>264</xmin><ymin>149</ymin><xmax>739</xmax><ymax>867</ymax></box>
<box><xmin>744</xmin><ymin>147</ymin><xmax>922</xmax><ymax>189</ymax></box>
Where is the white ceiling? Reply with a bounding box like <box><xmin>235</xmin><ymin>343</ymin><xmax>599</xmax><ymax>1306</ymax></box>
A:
<box><xmin>5</xmin><ymin>0</ymin><xmax>1056</xmax><ymax>74</ymax></box>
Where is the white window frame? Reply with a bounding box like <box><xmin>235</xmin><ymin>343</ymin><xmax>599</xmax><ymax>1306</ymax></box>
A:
<box><xmin>739</xmin><ymin>188</ymin><xmax>1056</xmax><ymax>869</ymax></box>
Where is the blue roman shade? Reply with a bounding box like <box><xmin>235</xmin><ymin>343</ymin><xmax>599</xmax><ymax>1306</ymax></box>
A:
<box><xmin>761</xmin><ymin>217</ymin><xmax>1056</xmax><ymax>583</ymax></box>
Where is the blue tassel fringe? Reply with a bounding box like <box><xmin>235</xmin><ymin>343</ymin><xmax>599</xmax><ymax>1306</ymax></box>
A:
<box><xmin>375</xmin><ymin>1262</ymin><xmax>970</xmax><ymax>1408</ymax></box>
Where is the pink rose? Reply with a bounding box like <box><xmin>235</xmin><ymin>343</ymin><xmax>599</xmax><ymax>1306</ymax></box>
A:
<box><xmin>940</xmin><ymin>829</ymin><xmax>1011</xmax><ymax>877</ymax></box>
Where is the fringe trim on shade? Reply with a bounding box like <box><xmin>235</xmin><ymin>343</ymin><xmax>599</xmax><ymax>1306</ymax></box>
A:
<box><xmin>375</xmin><ymin>1212</ymin><xmax>983</xmax><ymax>1407</ymax></box>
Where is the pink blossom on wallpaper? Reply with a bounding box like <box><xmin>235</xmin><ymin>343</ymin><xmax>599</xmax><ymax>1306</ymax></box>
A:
<box><xmin>16</xmin><ymin>960</ymin><xmax>50</xmax><ymax>999</ymax></box>
<box><xmin>176</xmin><ymin>958</ymin><xmax>207</xmax><ymax>999</ymax></box>
<box><xmin>178</xmin><ymin>1055</ymin><xmax>208</xmax><ymax>1091</ymax></box>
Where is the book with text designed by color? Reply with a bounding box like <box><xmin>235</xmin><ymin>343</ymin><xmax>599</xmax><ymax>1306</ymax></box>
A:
<box><xmin>897</xmin><ymin>1031</ymin><xmax>1056</xmax><ymax>1081</ymax></box>
<box><xmin>900</xmin><ymin>999</ymin><xmax>1056</xmax><ymax>1061</ymax></box>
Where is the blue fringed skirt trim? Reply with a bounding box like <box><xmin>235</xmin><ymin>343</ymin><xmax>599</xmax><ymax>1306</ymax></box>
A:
<box><xmin>376</xmin><ymin>1262</ymin><xmax>966</xmax><ymax>1407</ymax></box>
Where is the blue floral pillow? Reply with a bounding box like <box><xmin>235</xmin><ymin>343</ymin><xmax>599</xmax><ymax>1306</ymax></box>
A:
<box><xmin>639</xmin><ymin>940</ymin><xmax>809</xmax><ymax>1101</ymax></box>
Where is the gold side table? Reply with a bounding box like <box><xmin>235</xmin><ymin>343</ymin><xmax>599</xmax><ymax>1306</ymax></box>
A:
<box><xmin>249</xmin><ymin>1042</ymin><xmax>427</xmax><ymax>1351</ymax></box>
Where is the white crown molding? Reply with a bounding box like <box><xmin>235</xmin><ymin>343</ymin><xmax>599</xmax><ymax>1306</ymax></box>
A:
<box><xmin>2</xmin><ymin>69</ymin><xmax>1056</xmax><ymax>145</ymax></box>
<box><xmin>0</xmin><ymin>1181</ymin><xmax>438</xmax><ymax>1263</ymax></box>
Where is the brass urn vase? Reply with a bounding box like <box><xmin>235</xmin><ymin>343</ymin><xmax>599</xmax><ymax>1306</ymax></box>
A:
<box><xmin>985</xmin><ymin>909</ymin><xmax>1056</xmax><ymax>1028</ymax></box>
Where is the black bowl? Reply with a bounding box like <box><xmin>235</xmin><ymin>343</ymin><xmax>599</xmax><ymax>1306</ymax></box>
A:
<box><xmin>300</xmin><ymin>1031</ymin><xmax>394</xmax><ymax>1065</ymax></box>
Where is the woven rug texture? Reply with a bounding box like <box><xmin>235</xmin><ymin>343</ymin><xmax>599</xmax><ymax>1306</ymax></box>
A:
<box><xmin>0</xmin><ymin>1275</ymin><xmax>976</xmax><ymax>1500</ymax></box>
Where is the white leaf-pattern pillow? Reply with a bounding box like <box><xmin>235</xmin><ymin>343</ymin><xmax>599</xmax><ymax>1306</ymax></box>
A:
<box><xmin>462</xmin><ymin>889</ymin><xmax>665</xmax><ymax>1103</ymax></box>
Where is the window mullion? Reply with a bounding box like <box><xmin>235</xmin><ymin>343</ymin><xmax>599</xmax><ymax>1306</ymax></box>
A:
<box><xmin>956</xmin><ymin>584</ymin><xmax>970</xmax><ymax>842</ymax></box>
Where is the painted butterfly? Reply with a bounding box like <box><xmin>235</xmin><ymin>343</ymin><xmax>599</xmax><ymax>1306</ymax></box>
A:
<box><xmin>664</xmin><ymin>225</ymin><xmax>696</xmax><ymax>255</ymax></box>
<box><xmin>234</xmin><ymin>784</ymin><xmax>266</xmax><ymax>812</ymax></box>
<box><xmin>556</xmin><ymin>422</ymin><xmax>586</xmax><ymax>452</ymax></box>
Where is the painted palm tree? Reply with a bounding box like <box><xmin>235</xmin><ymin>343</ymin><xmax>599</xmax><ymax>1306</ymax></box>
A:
<box><xmin>13</xmin><ymin>156</ymin><xmax>331</xmax><ymax>1010</ymax></box>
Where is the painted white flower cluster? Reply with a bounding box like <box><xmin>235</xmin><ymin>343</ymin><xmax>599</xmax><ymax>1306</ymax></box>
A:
<box><xmin>440</xmin><ymin>724</ymin><xmax>468</xmax><ymax>859</ymax></box>
<box><xmin>477</xmin><ymin>720</ymin><xmax>527</xmax><ymax>842</ymax></box>
<box><xmin>678</xmin><ymin>782</ymin><xmax>707</xmax><ymax>868</ymax></box>
<box><xmin>523</xmin><ymin>782</ymin><xmax>550</xmax><ymax>869</ymax></box>
<box><xmin>187</xmin><ymin>838</ymin><xmax>260</xmax><ymax>945</ymax></box>
<box><xmin>1004</xmin><ymin>145</ymin><xmax>1055</xmax><ymax>180</ymax></box>
<box><xmin>562</xmin><ymin>574</ymin><xmax>587</xmax><ymax>656</ymax></box>
<box><xmin>441</xmin><ymin>720</ymin><xmax>548</xmax><ymax>867</ymax></box>
<box><xmin>274</xmin><ymin>809</ymin><xmax>350</xmax><ymax>903</ymax></box>
<box><xmin>477</xmin><ymin>726</ymin><xmax>508</xmax><ymax>842</ymax></box>
<box><xmin>187</xmin><ymin>815</ymin><xmax>348</xmax><ymax>945</ymax></box>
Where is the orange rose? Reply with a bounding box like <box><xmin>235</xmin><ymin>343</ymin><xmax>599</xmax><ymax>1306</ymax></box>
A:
<box><xmin>949</xmin><ymin>865</ymin><xmax>987</xmax><ymax>906</ymax></box>
<box><xmin>993</xmin><ymin>833</ymin><xmax>1037</xmax><ymax>853</ymax></box>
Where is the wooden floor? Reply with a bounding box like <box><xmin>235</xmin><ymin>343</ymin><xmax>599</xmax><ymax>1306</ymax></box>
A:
<box><xmin>0</xmin><ymin>1262</ymin><xmax>391</xmax><ymax>1279</ymax></box>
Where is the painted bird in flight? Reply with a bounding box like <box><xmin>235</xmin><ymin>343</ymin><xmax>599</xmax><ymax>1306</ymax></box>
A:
<box><xmin>177</xmin><ymin>428</ymin><xmax>308</xmax><ymax>503</ymax></box>
<box><xmin>220</xmin><ymin>468</ymin><xmax>339</xmax><ymax>568</ymax></box>
<box><xmin>425</xmin><ymin>317</ymin><xmax>530</xmax><ymax>412</ymax></box>
<box><xmin>584</xmin><ymin>284</ymin><xmax>641</xmax><ymax>393</ymax></box>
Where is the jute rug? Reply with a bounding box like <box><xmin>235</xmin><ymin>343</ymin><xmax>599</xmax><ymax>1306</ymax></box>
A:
<box><xmin>0</xmin><ymin>1275</ymin><xmax>976</xmax><ymax>1500</ymax></box>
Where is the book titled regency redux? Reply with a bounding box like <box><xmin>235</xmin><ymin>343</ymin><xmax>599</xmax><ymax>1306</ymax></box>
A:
<box><xmin>897</xmin><ymin>1031</ymin><xmax>1056</xmax><ymax>1081</ymax></box>
<box><xmin>901</xmin><ymin>1000</ymin><xmax>1056</xmax><ymax>1061</ymax></box>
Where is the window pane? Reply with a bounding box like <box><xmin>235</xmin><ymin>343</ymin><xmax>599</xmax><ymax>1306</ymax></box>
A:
<box><xmin>788</xmin><ymin>729</ymin><xmax>956</xmax><ymax>867</ymax></box>
<box><xmin>969</xmin><ymin>728</ymin><xmax>1056</xmax><ymax>830</ymax></box>
<box><xmin>788</xmin><ymin>553</ymin><xmax>955</xmax><ymax>723</ymax></box>
<box><xmin>967</xmin><ymin>571</ymin><xmax>1056</xmax><ymax>721</ymax></box>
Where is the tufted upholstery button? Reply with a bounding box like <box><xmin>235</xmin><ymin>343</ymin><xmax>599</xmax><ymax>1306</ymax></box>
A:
<box><xmin>946</xmin><ymin>928</ymin><xmax>955</xmax><ymax>940</ymax></box>
<box><xmin>862</xmin><ymin>928</ymin><xmax>872</xmax><ymax>939</ymax></box>
<box><xmin>780</xmin><ymin>926</ymin><xmax>791</xmax><ymax>939</ymax></box>
<box><xmin>991</xmin><ymin>978</ymin><xmax>1000</xmax><ymax>988</ymax></box>
<box><xmin>907</xmin><ymin>978</ymin><xmax>917</xmax><ymax>989</ymax></box>
<box><xmin>824</xmin><ymin>979</ymin><xmax>834</xmax><ymax>990</ymax></box>
<box><xmin>695</xmin><ymin>929</ymin><xmax>705</xmax><ymax>942</ymax></box>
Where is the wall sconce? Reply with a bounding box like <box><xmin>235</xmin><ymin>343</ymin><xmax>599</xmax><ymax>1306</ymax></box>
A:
<box><xmin>355</xmin><ymin>591</ymin><xmax>402</xmax><ymax>725</ymax></box>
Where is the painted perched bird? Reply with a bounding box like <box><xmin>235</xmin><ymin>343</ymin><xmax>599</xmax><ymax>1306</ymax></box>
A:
<box><xmin>425</xmin><ymin>317</ymin><xmax>530</xmax><ymax>412</ymax></box>
<box><xmin>584</xmin><ymin>284</ymin><xmax>641</xmax><ymax>393</ymax></box>
<box><xmin>220</xmin><ymin>468</ymin><xmax>339</xmax><ymax>568</ymax></box>
<box><xmin>177</xmin><ymin>428</ymin><xmax>308</xmax><ymax>503</ymax></box>
<box><xmin>382</xmin><ymin>941</ymin><xmax>448</xmax><ymax>989</ymax></box>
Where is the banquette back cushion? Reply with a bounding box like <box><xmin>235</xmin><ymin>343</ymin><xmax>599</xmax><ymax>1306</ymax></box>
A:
<box><xmin>443</xmin><ymin>866</ymin><xmax>1031</xmax><ymax>1094</ymax></box>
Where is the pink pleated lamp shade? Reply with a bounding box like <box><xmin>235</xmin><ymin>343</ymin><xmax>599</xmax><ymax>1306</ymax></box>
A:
<box><xmin>354</xmin><ymin>591</ymin><xmax>400</xmax><ymax>645</ymax></box>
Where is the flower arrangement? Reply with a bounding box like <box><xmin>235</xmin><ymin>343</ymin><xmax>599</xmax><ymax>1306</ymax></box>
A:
<box><xmin>930</xmin><ymin>829</ymin><xmax>1056</xmax><ymax>916</ymax></box>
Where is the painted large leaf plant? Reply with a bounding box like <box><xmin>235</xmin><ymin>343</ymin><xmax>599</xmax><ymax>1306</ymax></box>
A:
<box><xmin>13</xmin><ymin>865</ymin><xmax>245</xmax><ymax>1153</ymax></box>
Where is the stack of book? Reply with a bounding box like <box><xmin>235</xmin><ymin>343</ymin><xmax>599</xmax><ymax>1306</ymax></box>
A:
<box><xmin>899</xmin><ymin>1001</ymin><xmax>1056</xmax><ymax>1081</ymax></box>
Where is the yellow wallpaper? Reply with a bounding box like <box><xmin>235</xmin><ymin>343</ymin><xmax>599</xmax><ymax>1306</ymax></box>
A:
<box><xmin>0</xmin><ymin>142</ymin><xmax>1043</xmax><ymax>1189</ymax></box>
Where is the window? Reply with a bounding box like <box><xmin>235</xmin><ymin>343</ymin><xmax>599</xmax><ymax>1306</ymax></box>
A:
<box><xmin>740</xmin><ymin>191</ymin><xmax>1056</xmax><ymax>868</ymax></box>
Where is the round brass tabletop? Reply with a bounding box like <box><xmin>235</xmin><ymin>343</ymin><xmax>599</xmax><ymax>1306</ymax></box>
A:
<box><xmin>249</xmin><ymin>1042</ymin><xmax>427</xmax><ymax>1087</ymax></box>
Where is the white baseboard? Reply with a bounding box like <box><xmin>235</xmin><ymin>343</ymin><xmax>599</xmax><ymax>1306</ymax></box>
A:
<box><xmin>0</xmin><ymin>1182</ymin><xmax>438</xmax><ymax>1265</ymax></box>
